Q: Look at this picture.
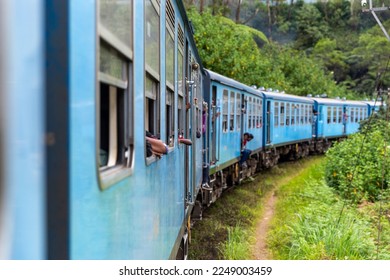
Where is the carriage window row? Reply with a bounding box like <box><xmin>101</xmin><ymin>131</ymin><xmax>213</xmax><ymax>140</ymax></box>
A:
<box><xmin>222</xmin><ymin>93</ymin><xmax>263</xmax><ymax>133</ymax></box>
<box><xmin>274</xmin><ymin>102</ymin><xmax>313</xmax><ymax>127</ymax></box>
<box><xmin>326</xmin><ymin>106</ymin><xmax>368</xmax><ymax>124</ymax></box>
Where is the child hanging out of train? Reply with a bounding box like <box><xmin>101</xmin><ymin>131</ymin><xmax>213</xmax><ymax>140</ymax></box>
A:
<box><xmin>239</xmin><ymin>132</ymin><xmax>254</xmax><ymax>168</ymax></box>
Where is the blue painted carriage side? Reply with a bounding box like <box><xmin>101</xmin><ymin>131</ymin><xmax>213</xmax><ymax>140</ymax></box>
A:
<box><xmin>311</xmin><ymin>98</ymin><xmax>346</xmax><ymax>139</ymax></box>
<box><xmin>205</xmin><ymin>70</ymin><xmax>263</xmax><ymax>171</ymax></box>
<box><xmin>262</xmin><ymin>92</ymin><xmax>314</xmax><ymax>147</ymax></box>
<box><xmin>343</xmin><ymin>101</ymin><xmax>369</xmax><ymax>135</ymax></box>
<box><xmin>69</xmin><ymin>0</ymin><xmax>200</xmax><ymax>259</ymax></box>
<box><xmin>1</xmin><ymin>0</ymin><xmax>46</xmax><ymax>259</ymax></box>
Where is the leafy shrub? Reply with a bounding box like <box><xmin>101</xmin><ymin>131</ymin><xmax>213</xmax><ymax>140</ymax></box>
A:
<box><xmin>325</xmin><ymin>128</ymin><xmax>390</xmax><ymax>203</ymax></box>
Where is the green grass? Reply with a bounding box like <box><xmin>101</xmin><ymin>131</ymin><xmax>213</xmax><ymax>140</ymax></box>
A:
<box><xmin>188</xmin><ymin>156</ymin><xmax>323</xmax><ymax>260</ymax></box>
<box><xmin>268</xmin><ymin>159</ymin><xmax>390</xmax><ymax>260</ymax></box>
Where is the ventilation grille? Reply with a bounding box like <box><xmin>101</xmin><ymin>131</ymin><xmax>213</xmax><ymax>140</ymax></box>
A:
<box><xmin>178</xmin><ymin>24</ymin><xmax>184</xmax><ymax>49</ymax></box>
<box><xmin>166</xmin><ymin>0</ymin><xmax>175</xmax><ymax>31</ymax></box>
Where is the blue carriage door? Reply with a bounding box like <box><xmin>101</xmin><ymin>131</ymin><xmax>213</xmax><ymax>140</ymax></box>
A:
<box><xmin>266</xmin><ymin>100</ymin><xmax>271</xmax><ymax>144</ymax></box>
<box><xmin>210</xmin><ymin>85</ymin><xmax>218</xmax><ymax>164</ymax></box>
<box><xmin>343</xmin><ymin>106</ymin><xmax>347</xmax><ymax>134</ymax></box>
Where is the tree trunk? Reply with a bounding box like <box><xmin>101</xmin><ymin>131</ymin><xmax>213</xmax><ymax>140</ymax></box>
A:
<box><xmin>235</xmin><ymin>0</ymin><xmax>243</xmax><ymax>24</ymax></box>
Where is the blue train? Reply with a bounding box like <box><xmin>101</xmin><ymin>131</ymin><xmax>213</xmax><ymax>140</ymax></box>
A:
<box><xmin>0</xmin><ymin>0</ymin><xmax>384</xmax><ymax>260</ymax></box>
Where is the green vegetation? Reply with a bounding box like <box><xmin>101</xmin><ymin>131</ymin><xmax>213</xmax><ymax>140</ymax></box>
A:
<box><xmin>325</xmin><ymin>110</ymin><xmax>390</xmax><ymax>203</ymax></box>
<box><xmin>268</xmin><ymin>159</ymin><xmax>390</xmax><ymax>259</ymax></box>
<box><xmin>188</xmin><ymin>157</ymin><xmax>323</xmax><ymax>260</ymax></box>
<box><xmin>188</xmin><ymin>8</ymin><xmax>349</xmax><ymax>98</ymax></box>
<box><xmin>186</xmin><ymin>0</ymin><xmax>390</xmax><ymax>98</ymax></box>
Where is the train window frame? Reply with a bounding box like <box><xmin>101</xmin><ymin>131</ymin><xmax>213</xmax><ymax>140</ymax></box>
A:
<box><xmin>327</xmin><ymin>107</ymin><xmax>331</xmax><ymax>124</ymax></box>
<box><xmin>236</xmin><ymin>93</ymin><xmax>241</xmax><ymax>131</ymax></box>
<box><xmin>229</xmin><ymin>91</ymin><xmax>235</xmax><ymax>132</ymax></box>
<box><xmin>145</xmin><ymin>0</ymin><xmax>161</xmax><ymax>164</ymax></box>
<box><xmin>165</xmin><ymin>2</ymin><xmax>175</xmax><ymax>149</ymax></box>
<box><xmin>280</xmin><ymin>102</ymin><xmax>285</xmax><ymax>126</ymax></box>
<box><xmin>177</xmin><ymin>24</ymin><xmax>184</xmax><ymax>137</ymax></box>
<box><xmin>248</xmin><ymin>97</ymin><xmax>252</xmax><ymax>129</ymax></box>
<box><xmin>274</xmin><ymin>102</ymin><xmax>279</xmax><ymax>127</ymax></box>
<box><xmin>286</xmin><ymin>103</ymin><xmax>290</xmax><ymax>125</ymax></box>
<box><xmin>222</xmin><ymin>90</ymin><xmax>228</xmax><ymax>133</ymax></box>
<box><xmin>97</xmin><ymin>1</ymin><xmax>134</xmax><ymax>190</ymax></box>
<box><xmin>256</xmin><ymin>99</ymin><xmax>261</xmax><ymax>129</ymax></box>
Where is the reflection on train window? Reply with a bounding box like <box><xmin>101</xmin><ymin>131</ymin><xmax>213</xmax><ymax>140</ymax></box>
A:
<box><xmin>98</xmin><ymin>0</ymin><xmax>133</xmax><ymax>180</ymax></box>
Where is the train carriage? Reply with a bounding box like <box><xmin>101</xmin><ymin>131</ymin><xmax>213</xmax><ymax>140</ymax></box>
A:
<box><xmin>261</xmin><ymin>90</ymin><xmax>314</xmax><ymax>147</ymax></box>
<box><xmin>0</xmin><ymin>0</ymin><xmax>204</xmax><ymax>260</ymax></box>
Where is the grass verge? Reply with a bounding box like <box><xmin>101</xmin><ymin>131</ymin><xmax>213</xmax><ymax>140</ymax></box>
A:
<box><xmin>267</xmin><ymin>158</ymin><xmax>390</xmax><ymax>260</ymax></box>
<box><xmin>188</xmin><ymin>156</ymin><xmax>324</xmax><ymax>260</ymax></box>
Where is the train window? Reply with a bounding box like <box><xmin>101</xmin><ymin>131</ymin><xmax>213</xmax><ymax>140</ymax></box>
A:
<box><xmin>223</xmin><ymin>90</ymin><xmax>228</xmax><ymax>132</ymax></box>
<box><xmin>166</xmin><ymin>0</ymin><xmax>175</xmax><ymax>90</ymax></box>
<box><xmin>327</xmin><ymin>107</ymin><xmax>331</xmax><ymax>124</ymax></box>
<box><xmin>257</xmin><ymin>100</ymin><xmax>263</xmax><ymax>128</ymax></box>
<box><xmin>248</xmin><ymin>97</ymin><xmax>252</xmax><ymax>129</ymax></box>
<box><xmin>332</xmin><ymin>107</ymin><xmax>337</xmax><ymax>123</ymax></box>
<box><xmin>360</xmin><ymin>108</ymin><xmax>363</xmax><ymax>121</ymax></box>
<box><xmin>230</xmin><ymin>91</ymin><xmax>235</xmax><ymax>131</ymax></box>
<box><xmin>177</xmin><ymin>24</ymin><xmax>184</xmax><ymax>136</ymax></box>
<box><xmin>145</xmin><ymin>75</ymin><xmax>160</xmax><ymax>137</ymax></box>
<box><xmin>350</xmin><ymin>108</ymin><xmax>354</xmax><ymax>123</ymax></box>
<box><xmin>280</xmin><ymin>102</ymin><xmax>285</xmax><ymax>126</ymax></box>
<box><xmin>338</xmin><ymin>107</ymin><xmax>342</xmax><ymax>123</ymax></box>
<box><xmin>286</xmin><ymin>103</ymin><xmax>290</xmax><ymax>125</ymax></box>
<box><xmin>178</xmin><ymin>96</ymin><xmax>184</xmax><ymax>137</ymax></box>
<box><xmin>291</xmin><ymin>104</ymin><xmax>295</xmax><ymax>125</ymax></box>
<box><xmin>300</xmin><ymin>104</ymin><xmax>304</xmax><ymax>124</ymax></box>
<box><xmin>145</xmin><ymin>0</ymin><xmax>160</xmax><ymax>77</ymax></box>
<box><xmin>236</xmin><ymin>93</ymin><xmax>241</xmax><ymax>131</ymax></box>
<box><xmin>145</xmin><ymin>0</ymin><xmax>161</xmax><ymax>161</ymax></box>
<box><xmin>98</xmin><ymin>1</ymin><xmax>134</xmax><ymax>187</ymax></box>
<box><xmin>274</xmin><ymin>102</ymin><xmax>279</xmax><ymax>126</ymax></box>
<box><xmin>308</xmin><ymin>105</ymin><xmax>312</xmax><ymax>123</ymax></box>
<box><xmin>166</xmin><ymin>89</ymin><xmax>174</xmax><ymax>147</ymax></box>
<box><xmin>256</xmin><ymin>99</ymin><xmax>261</xmax><ymax>128</ymax></box>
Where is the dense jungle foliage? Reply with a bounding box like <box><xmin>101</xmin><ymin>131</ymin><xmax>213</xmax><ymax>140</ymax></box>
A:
<box><xmin>185</xmin><ymin>0</ymin><xmax>390</xmax><ymax>99</ymax></box>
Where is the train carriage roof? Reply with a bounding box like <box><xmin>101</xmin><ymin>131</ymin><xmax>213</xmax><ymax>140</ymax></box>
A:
<box><xmin>205</xmin><ymin>69</ymin><xmax>264</xmax><ymax>98</ymax></box>
<box><xmin>310</xmin><ymin>97</ymin><xmax>368</xmax><ymax>107</ymax></box>
<box><xmin>261</xmin><ymin>90</ymin><xmax>314</xmax><ymax>104</ymax></box>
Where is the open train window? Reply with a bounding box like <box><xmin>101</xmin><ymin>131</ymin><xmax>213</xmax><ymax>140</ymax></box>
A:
<box><xmin>98</xmin><ymin>0</ymin><xmax>133</xmax><ymax>188</ymax></box>
<box><xmin>145</xmin><ymin>0</ymin><xmax>161</xmax><ymax>162</ymax></box>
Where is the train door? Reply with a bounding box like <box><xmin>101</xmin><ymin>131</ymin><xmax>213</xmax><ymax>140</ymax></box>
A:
<box><xmin>184</xmin><ymin>41</ymin><xmax>193</xmax><ymax>210</ymax></box>
<box><xmin>266</xmin><ymin>100</ymin><xmax>271</xmax><ymax>144</ymax></box>
<box><xmin>210</xmin><ymin>85</ymin><xmax>218</xmax><ymax>164</ymax></box>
